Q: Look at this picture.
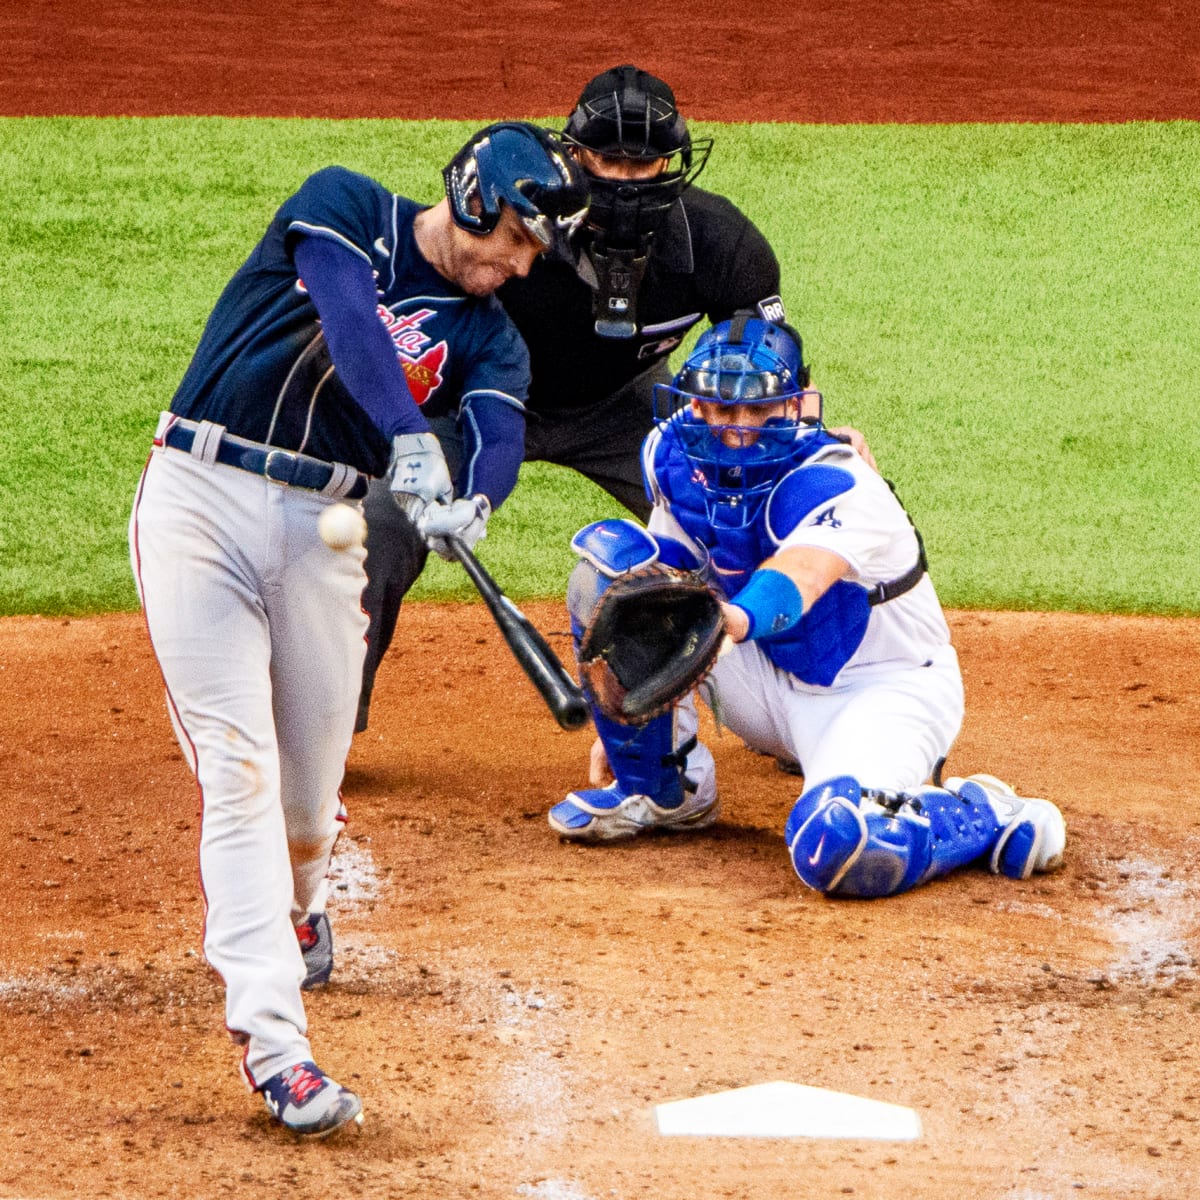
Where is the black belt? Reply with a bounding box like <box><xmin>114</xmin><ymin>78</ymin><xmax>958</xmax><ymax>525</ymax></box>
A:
<box><xmin>161</xmin><ymin>423</ymin><xmax>368</xmax><ymax>500</ymax></box>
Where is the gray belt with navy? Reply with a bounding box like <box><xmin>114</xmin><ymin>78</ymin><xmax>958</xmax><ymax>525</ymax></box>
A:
<box><xmin>156</xmin><ymin>415</ymin><xmax>369</xmax><ymax>501</ymax></box>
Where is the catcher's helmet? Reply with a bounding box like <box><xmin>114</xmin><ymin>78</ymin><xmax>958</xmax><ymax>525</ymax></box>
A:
<box><xmin>563</xmin><ymin>65</ymin><xmax>711</xmax><ymax>251</ymax></box>
<box><xmin>656</xmin><ymin>314</ymin><xmax>819</xmax><ymax>527</ymax></box>
<box><xmin>443</xmin><ymin>122</ymin><xmax>590</xmax><ymax>255</ymax></box>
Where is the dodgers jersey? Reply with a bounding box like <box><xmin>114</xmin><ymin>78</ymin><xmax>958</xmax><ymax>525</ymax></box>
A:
<box><xmin>645</xmin><ymin>416</ymin><xmax>952</xmax><ymax>686</ymax></box>
<box><xmin>169</xmin><ymin>166</ymin><xmax>529</xmax><ymax>478</ymax></box>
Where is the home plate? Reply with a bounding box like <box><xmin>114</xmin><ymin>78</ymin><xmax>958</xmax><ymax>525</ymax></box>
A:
<box><xmin>654</xmin><ymin>1081</ymin><xmax>922</xmax><ymax>1140</ymax></box>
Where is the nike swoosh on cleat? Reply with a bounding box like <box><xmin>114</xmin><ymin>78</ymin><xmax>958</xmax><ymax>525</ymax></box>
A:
<box><xmin>808</xmin><ymin>835</ymin><xmax>827</xmax><ymax>866</ymax></box>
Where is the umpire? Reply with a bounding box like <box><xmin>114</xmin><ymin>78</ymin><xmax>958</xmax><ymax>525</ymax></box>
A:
<box><xmin>356</xmin><ymin>64</ymin><xmax>784</xmax><ymax>731</ymax></box>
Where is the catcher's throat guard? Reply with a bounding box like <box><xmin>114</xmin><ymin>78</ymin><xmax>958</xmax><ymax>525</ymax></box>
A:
<box><xmin>568</xmin><ymin>520</ymin><xmax>724</xmax><ymax>725</ymax></box>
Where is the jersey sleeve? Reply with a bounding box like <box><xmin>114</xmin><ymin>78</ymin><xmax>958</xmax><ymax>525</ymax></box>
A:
<box><xmin>767</xmin><ymin>450</ymin><xmax>922</xmax><ymax>585</ymax></box>
<box><xmin>277</xmin><ymin>166</ymin><xmax>384</xmax><ymax>264</ymax></box>
<box><xmin>451</xmin><ymin>305</ymin><xmax>531</xmax><ymax>506</ymax></box>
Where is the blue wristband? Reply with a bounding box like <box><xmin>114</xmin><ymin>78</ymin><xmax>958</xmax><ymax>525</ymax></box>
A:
<box><xmin>730</xmin><ymin>568</ymin><xmax>804</xmax><ymax>640</ymax></box>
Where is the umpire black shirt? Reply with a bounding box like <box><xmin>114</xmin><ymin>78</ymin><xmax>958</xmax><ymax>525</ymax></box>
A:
<box><xmin>497</xmin><ymin>186</ymin><xmax>782</xmax><ymax>415</ymax></box>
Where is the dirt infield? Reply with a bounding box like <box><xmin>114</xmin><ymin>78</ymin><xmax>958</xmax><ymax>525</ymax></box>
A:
<box><xmin>3</xmin><ymin>4</ymin><xmax>1199</xmax><ymax>1199</ymax></box>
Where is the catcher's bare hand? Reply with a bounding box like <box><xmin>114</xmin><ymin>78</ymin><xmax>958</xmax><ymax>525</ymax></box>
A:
<box><xmin>719</xmin><ymin>601</ymin><xmax>750</xmax><ymax>644</ymax></box>
<box><xmin>828</xmin><ymin>424</ymin><xmax>878</xmax><ymax>472</ymax></box>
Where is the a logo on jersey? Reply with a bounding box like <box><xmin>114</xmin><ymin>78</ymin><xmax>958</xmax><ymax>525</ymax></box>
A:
<box><xmin>814</xmin><ymin>505</ymin><xmax>842</xmax><ymax>528</ymax></box>
<box><xmin>757</xmin><ymin>295</ymin><xmax>787</xmax><ymax>324</ymax></box>
<box><xmin>377</xmin><ymin>306</ymin><xmax>447</xmax><ymax>405</ymax></box>
<box><xmin>401</xmin><ymin>342</ymin><xmax>447</xmax><ymax>403</ymax></box>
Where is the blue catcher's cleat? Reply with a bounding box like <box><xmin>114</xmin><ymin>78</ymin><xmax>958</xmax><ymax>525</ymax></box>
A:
<box><xmin>946</xmin><ymin>774</ymin><xmax>1066</xmax><ymax>879</ymax></box>
<box><xmin>295</xmin><ymin>912</ymin><xmax>333</xmax><ymax>990</ymax></box>
<box><xmin>259</xmin><ymin>1061</ymin><xmax>363</xmax><ymax>1138</ymax></box>
<box><xmin>549</xmin><ymin>781</ymin><xmax>719</xmax><ymax>842</ymax></box>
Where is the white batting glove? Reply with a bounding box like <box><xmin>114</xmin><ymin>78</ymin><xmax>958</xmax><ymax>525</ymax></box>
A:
<box><xmin>388</xmin><ymin>432</ymin><xmax>453</xmax><ymax>524</ymax></box>
<box><xmin>417</xmin><ymin>494</ymin><xmax>492</xmax><ymax>561</ymax></box>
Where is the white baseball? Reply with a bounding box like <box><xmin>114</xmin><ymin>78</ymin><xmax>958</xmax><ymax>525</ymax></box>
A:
<box><xmin>318</xmin><ymin>503</ymin><xmax>366</xmax><ymax>550</ymax></box>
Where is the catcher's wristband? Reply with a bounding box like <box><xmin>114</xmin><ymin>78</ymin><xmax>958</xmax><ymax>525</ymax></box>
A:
<box><xmin>730</xmin><ymin>568</ymin><xmax>804</xmax><ymax>639</ymax></box>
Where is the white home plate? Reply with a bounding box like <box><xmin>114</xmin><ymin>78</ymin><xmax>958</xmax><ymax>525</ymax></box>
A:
<box><xmin>655</xmin><ymin>1081</ymin><xmax>921</xmax><ymax>1140</ymax></box>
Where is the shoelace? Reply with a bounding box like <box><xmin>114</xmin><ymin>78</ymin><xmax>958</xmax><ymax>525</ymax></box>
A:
<box><xmin>281</xmin><ymin>1064</ymin><xmax>325</xmax><ymax>1105</ymax></box>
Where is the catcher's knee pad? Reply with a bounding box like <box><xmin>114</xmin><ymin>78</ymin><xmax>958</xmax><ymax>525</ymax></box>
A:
<box><xmin>786</xmin><ymin>777</ymin><xmax>931</xmax><ymax>897</ymax></box>
<box><xmin>785</xmin><ymin>776</ymin><xmax>1007</xmax><ymax>898</ymax></box>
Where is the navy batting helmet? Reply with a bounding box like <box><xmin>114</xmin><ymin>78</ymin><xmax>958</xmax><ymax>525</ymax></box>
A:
<box><xmin>443</xmin><ymin>122</ymin><xmax>590</xmax><ymax>255</ymax></box>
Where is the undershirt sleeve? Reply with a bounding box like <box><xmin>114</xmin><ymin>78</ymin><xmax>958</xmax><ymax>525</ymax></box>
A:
<box><xmin>291</xmin><ymin>234</ymin><xmax>430</xmax><ymax>438</ymax></box>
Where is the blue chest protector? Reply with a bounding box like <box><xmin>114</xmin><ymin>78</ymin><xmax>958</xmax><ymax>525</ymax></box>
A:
<box><xmin>653</xmin><ymin>425</ymin><xmax>924</xmax><ymax>686</ymax></box>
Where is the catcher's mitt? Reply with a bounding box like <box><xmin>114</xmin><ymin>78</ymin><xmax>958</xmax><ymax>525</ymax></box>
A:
<box><xmin>578</xmin><ymin>564</ymin><xmax>726</xmax><ymax>725</ymax></box>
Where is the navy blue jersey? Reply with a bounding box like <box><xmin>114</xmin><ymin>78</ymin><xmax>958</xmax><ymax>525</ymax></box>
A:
<box><xmin>169</xmin><ymin>166</ymin><xmax>529</xmax><ymax>478</ymax></box>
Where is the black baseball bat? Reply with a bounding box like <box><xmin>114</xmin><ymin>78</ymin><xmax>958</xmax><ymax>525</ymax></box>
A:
<box><xmin>445</xmin><ymin>535</ymin><xmax>590</xmax><ymax>731</ymax></box>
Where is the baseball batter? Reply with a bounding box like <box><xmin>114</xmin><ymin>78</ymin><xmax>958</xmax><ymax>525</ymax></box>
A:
<box><xmin>129</xmin><ymin>123</ymin><xmax>588</xmax><ymax>1136</ymax></box>
<box><xmin>553</xmin><ymin>316</ymin><xmax>1067</xmax><ymax>897</ymax></box>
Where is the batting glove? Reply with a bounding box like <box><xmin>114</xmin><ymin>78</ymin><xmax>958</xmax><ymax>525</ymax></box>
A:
<box><xmin>418</xmin><ymin>494</ymin><xmax>492</xmax><ymax>561</ymax></box>
<box><xmin>388</xmin><ymin>432</ymin><xmax>453</xmax><ymax>524</ymax></box>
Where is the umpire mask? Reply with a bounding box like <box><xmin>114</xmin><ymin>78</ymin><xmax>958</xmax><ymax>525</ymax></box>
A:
<box><xmin>564</xmin><ymin>65</ymin><xmax>711</xmax><ymax>337</ymax></box>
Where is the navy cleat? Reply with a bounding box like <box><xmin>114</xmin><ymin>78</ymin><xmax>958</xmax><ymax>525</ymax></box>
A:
<box><xmin>947</xmin><ymin>774</ymin><xmax>1066</xmax><ymax>879</ymax></box>
<box><xmin>260</xmin><ymin>1061</ymin><xmax>363</xmax><ymax>1138</ymax></box>
<box><xmin>549</xmin><ymin>781</ymin><xmax>719</xmax><ymax>842</ymax></box>
<box><xmin>295</xmin><ymin>912</ymin><xmax>333</xmax><ymax>990</ymax></box>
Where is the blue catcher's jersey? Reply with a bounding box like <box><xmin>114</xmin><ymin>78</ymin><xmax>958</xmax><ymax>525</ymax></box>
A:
<box><xmin>168</xmin><ymin>166</ymin><xmax>529</xmax><ymax>478</ymax></box>
<box><xmin>645</xmin><ymin>416</ymin><xmax>949</xmax><ymax>687</ymax></box>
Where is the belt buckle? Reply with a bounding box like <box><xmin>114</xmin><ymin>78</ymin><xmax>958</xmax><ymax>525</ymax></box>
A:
<box><xmin>263</xmin><ymin>448</ymin><xmax>299</xmax><ymax>486</ymax></box>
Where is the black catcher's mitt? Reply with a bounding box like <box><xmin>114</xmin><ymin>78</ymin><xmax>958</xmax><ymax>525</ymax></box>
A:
<box><xmin>578</xmin><ymin>565</ymin><xmax>726</xmax><ymax>725</ymax></box>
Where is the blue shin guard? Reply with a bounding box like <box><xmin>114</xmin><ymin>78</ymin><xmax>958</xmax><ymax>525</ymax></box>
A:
<box><xmin>549</xmin><ymin>708</ymin><xmax>717</xmax><ymax>841</ymax></box>
<box><xmin>785</xmin><ymin>777</ymin><xmax>1002</xmax><ymax>898</ymax></box>
<box><xmin>552</xmin><ymin>519</ymin><xmax>718</xmax><ymax>841</ymax></box>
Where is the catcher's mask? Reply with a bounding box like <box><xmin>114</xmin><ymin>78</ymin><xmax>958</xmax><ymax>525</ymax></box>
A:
<box><xmin>563</xmin><ymin>65</ymin><xmax>712</xmax><ymax>337</ymax></box>
<box><xmin>655</xmin><ymin>314</ymin><xmax>820</xmax><ymax>528</ymax></box>
<box><xmin>443</xmin><ymin>122</ymin><xmax>590</xmax><ymax>259</ymax></box>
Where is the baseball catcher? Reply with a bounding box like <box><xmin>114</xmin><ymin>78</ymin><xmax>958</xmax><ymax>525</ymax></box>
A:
<box><xmin>549</xmin><ymin>315</ymin><xmax>1067</xmax><ymax>900</ymax></box>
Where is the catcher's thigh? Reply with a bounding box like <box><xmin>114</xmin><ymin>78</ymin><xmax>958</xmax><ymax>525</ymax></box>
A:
<box><xmin>708</xmin><ymin>642</ymin><xmax>963</xmax><ymax>793</ymax></box>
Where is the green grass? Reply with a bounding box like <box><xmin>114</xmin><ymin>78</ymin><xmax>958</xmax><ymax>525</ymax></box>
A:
<box><xmin>2</xmin><ymin>117</ymin><xmax>1197</xmax><ymax>615</ymax></box>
